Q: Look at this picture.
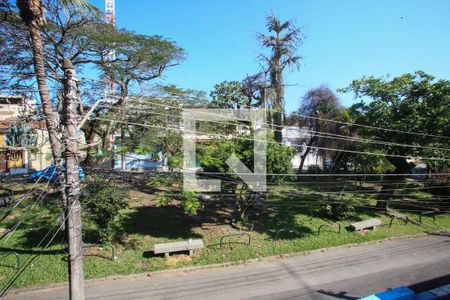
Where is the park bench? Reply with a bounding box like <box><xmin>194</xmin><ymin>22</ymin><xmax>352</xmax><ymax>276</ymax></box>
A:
<box><xmin>154</xmin><ymin>239</ymin><xmax>204</xmax><ymax>257</ymax></box>
<box><xmin>349</xmin><ymin>218</ymin><xmax>382</xmax><ymax>231</ymax></box>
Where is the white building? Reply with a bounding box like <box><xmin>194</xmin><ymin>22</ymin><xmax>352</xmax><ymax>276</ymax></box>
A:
<box><xmin>282</xmin><ymin>126</ymin><xmax>323</xmax><ymax>172</ymax></box>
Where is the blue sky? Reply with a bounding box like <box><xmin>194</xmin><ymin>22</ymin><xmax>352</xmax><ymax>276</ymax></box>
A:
<box><xmin>90</xmin><ymin>0</ymin><xmax>450</xmax><ymax>112</ymax></box>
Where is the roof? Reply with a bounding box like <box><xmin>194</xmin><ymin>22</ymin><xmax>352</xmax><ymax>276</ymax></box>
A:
<box><xmin>0</xmin><ymin>94</ymin><xmax>24</xmax><ymax>104</ymax></box>
<box><xmin>0</xmin><ymin>118</ymin><xmax>46</xmax><ymax>131</ymax></box>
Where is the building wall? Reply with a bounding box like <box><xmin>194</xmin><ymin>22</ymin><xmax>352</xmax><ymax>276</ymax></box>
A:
<box><xmin>282</xmin><ymin>126</ymin><xmax>324</xmax><ymax>171</ymax></box>
<box><xmin>28</xmin><ymin>129</ymin><xmax>52</xmax><ymax>171</ymax></box>
<box><xmin>0</xmin><ymin>97</ymin><xmax>36</xmax><ymax>121</ymax></box>
<box><xmin>0</xmin><ymin>95</ymin><xmax>51</xmax><ymax>172</ymax></box>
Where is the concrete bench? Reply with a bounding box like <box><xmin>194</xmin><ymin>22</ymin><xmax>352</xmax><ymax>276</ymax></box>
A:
<box><xmin>349</xmin><ymin>218</ymin><xmax>382</xmax><ymax>231</ymax></box>
<box><xmin>154</xmin><ymin>239</ymin><xmax>204</xmax><ymax>257</ymax></box>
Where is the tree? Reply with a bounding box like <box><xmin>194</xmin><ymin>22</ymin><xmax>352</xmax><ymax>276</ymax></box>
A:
<box><xmin>296</xmin><ymin>86</ymin><xmax>345</xmax><ymax>173</ymax></box>
<box><xmin>81</xmin><ymin>177</ymin><xmax>127</xmax><ymax>242</ymax></box>
<box><xmin>1</xmin><ymin>2</ymin><xmax>185</xmax><ymax>169</ymax></box>
<box><xmin>4</xmin><ymin>1</ymin><xmax>94</xmax><ymax>299</ymax></box>
<box><xmin>82</xmin><ymin>26</ymin><xmax>185</xmax><ymax>167</ymax></box>
<box><xmin>209</xmin><ymin>80</ymin><xmax>252</xmax><ymax>109</ymax></box>
<box><xmin>1</xmin><ymin>0</ymin><xmax>102</xmax><ymax>169</ymax></box>
<box><xmin>109</xmin><ymin>86</ymin><xmax>207</xmax><ymax>170</ymax></box>
<box><xmin>14</xmin><ymin>0</ymin><xmax>64</xmax><ymax>171</ymax></box>
<box><xmin>257</xmin><ymin>15</ymin><xmax>303</xmax><ymax>142</ymax></box>
<box><xmin>341</xmin><ymin>71</ymin><xmax>450</xmax><ymax>209</ymax></box>
<box><xmin>198</xmin><ymin>134</ymin><xmax>296</xmax><ymax>223</ymax></box>
<box><xmin>88</xmin><ymin>27</ymin><xmax>185</xmax><ymax>102</ymax></box>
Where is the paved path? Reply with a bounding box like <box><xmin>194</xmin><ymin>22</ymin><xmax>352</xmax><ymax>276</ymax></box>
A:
<box><xmin>8</xmin><ymin>234</ymin><xmax>450</xmax><ymax>300</ymax></box>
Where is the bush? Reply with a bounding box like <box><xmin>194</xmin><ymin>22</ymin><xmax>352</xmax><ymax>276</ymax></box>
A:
<box><xmin>81</xmin><ymin>177</ymin><xmax>128</xmax><ymax>242</ymax></box>
<box><xmin>315</xmin><ymin>198</ymin><xmax>355</xmax><ymax>220</ymax></box>
<box><xmin>197</xmin><ymin>134</ymin><xmax>296</xmax><ymax>221</ymax></box>
<box><xmin>148</xmin><ymin>174</ymin><xmax>200</xmax><ymax>215</ymax></box>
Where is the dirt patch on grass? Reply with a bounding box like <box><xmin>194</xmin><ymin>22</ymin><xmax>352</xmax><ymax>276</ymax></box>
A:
<box><xmin>200</xmin><ymin>223</ymin><xmax>237</xmax><ymax>240</ymax></box>
<box><xmin>165</xmin><ymin>255</ymin><xmax>192</xmax><ymax>267</ymax></box>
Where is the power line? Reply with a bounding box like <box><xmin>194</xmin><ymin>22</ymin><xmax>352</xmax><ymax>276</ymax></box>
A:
<box><xmin>0</xmin><ymin>168</ymin><xmax>57</xmax><ymax>243</ymax></box>
<box><xmin>0</xmin><ymin>198</ymin><xmax>77</xmax><ymax>298</ymax></box>
<box><xmin>290</xmin><ymin>112</ymin><xmax>450</xmax><ymax>140</ymax></box>
<box><xmin>115</xmin><ymin>107</ymin><xmax>450</xmax><ymax>151</ymax></box>
<box><xmin>190</xmin><ymin>170</ymin><xmax>450</xmax><ymax>177</ymax></box>
<box><xmin>99</xmin><ymin>96</ymin><xmax>450</xmax><ymax>156</ymax></box>
<box><xmin>122</xmin><ymin>96</ymin><xmax>450</xmax><ymax>140</ymax></box>
<box><xmin>0</xmin><ymin>159</ymin><xmax>56</xmax><ymax>224</ymax></box>
<box><xmin>110</xmin><ymin>103</ymin><xmax>449</xmax><ymax>152</ymax></box>
<box><xmin>93</xmin><ymin>116</ymin><xmax>450</xmax><ymax>162</ymax></box>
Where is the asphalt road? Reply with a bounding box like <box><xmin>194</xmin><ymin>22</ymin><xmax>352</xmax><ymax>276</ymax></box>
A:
<box><xmin>7</xmin><ymin>233</ymin><xmax>450</xmax><ymax>300</ymax></box>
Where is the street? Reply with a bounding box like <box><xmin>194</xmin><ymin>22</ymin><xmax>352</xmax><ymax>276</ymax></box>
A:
<box><xmin>8</xmin><ymin>234</ymin><xmax>450</xmax><ymax>300</ymax></box>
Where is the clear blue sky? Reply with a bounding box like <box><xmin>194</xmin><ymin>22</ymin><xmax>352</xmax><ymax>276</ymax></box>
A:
<box><xmin>90</xmin><ymin>0</ymin><xmax>450</xmax><ymax>112</ymax></box>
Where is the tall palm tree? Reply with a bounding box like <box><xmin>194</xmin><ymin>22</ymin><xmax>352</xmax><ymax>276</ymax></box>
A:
<box><xmin>16</xmin><ymin>0</ymin><xmax>94</xmax><ymax>163</ymax></box>
<box><xmin>15</xmin><ymin>2</ymin><xmax>94</xmax><ymax>299</ymax></box>
<box><xmin>16</xmin><ymin>0</ymin><xmax>61</xmax><ymax>164</ymax></box>
<box><xmin>257</xmin><ymin>15</ymin><xmax>303</xmax><ymax>142</ymax></box>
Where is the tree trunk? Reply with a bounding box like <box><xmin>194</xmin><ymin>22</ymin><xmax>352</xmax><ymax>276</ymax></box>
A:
<box><xmin>24</xmin><ymin>12</ymin><xmax>62</xmax><ymax>165</ymax></box>
<box><xmin>376</xmin><ymin>157</ymin><xmax>414</xmax><ymax>210</ymax></box>
<box><xmin>16</xmin><ymin>1</ymin><xmax>67</xmax><ymax>210</ymax></box>
<box><xmin>81</xmin><ymin>119</ymin><xmax>98</xmax><ymax>168</ymax></box>
<box><xmin>273</xmin><ymin>111</ymin><xmax>283</xmax><ymax>143</ymax></box>
<box><xmin>297</xmin><ymin>146</ymin><xmax>311</xmax><ymax>174</ymax></box>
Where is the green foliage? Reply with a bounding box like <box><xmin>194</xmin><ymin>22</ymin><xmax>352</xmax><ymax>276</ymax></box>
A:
<box><xmin>150</xmin><ymin>134</ymin><xmax>296</xmax><ymax>220</ymax></box>
<box><xmin>180</xmin><ymin>191</ymin><xmax>201</xmax><ymax>215</ymax></box>
<box><xmin>266</xmin><ymin>140</ymin><xmax>297</xmax><ymax>181</ymax></box>
<box><xmin>149</xmin><ymin>174</ymin><xmax>200</xmax><ymax>215</ymax></box>
<box><xmin>315</xmin><ymin>199</ymin><xmax>356</xmax><ymax>220</ymax></box>
<box><xmin>81</xmin><ymin>177</ymin><xmax>128</xmax><ymax>242</ymax></box>
<box><xmin>4</xmin><ymin>123</ymin><xmax>37</xmax><ymax>147</ymax></box>
<box><xmin>3</xmin><ymin>181</ymin><xmax>450</xmax><ymax>289</ymax></box>
<box><xmin>342</xmin><ymin>71</ymin><xmax>450</xmax><ymax>172</ymax></box>
<box><xmin>148</xmin><ymin>173</ymin><xmax>181</xmax><ymax>187</ymax></box>
<box><xmin>198</xmin><ymin>134</ymin><xmax>296</xmax><ymax>180</ymax></box>
<box><xmin>209</xmin><ymin>81</ymin><xmax>252</xmax><ymax>109</ymax></box>
<box><xmin>349</xmin><ymin>149</ymin><xmax>394</xmax><ymax>174</ymax></box>
<box><xmin>198</xmin><ymin>134</ymin><xmax>296</xmax><ymax>221</ymax></box>
<box><xmin>86</xmin><ymin>27</ymin><xmax>185</xmax><ymax>95</ymax></box>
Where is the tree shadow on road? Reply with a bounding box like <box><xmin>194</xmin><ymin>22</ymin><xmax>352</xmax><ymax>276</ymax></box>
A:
<box><xmin>316</xmin><ymin>289</ymin><xmax>359</xmax><ymax>299</ymax></box>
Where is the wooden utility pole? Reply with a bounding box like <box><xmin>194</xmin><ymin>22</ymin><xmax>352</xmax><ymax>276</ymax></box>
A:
<box><xmin>62</xmin><ymin>58</ymin><xmax>85</xmax><ymax>300</ymax></box>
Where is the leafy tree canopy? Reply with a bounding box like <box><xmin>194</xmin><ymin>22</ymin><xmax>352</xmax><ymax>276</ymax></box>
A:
<box><xmin>209</xmin><ymin>80</ymin><xmax>253</xmax><ymax>109</ymax></box>
<box><xmin>340</xmin><ymin>71</ymin><xmax>450</xmax><ymax>171</ymax></box>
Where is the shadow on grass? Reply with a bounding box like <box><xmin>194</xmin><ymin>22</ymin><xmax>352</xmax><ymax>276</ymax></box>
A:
<box><xmin>0</xmin><ymin>246</ymin><xmax>62</xmax><ymax>255</ymax></box>
<box><xmin>251</xmin><ymin>202</ymin><xmax>314</xmax><ymax>239</ymax></box>
<box><xmin>122</xmin><ymin>204</ymin><xmax>202</xmax><ymax>240</ymax></box>
<box><xmin>142</xmin><ymin>250</ymin><xmax>193</xmax><ymax>258</ymax></box>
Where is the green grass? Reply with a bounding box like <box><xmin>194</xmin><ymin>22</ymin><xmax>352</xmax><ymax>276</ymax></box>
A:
<box><xmin>1</xmin><ymin>182</ymin><xmax>449</xmax><ymax>289</ymax></box>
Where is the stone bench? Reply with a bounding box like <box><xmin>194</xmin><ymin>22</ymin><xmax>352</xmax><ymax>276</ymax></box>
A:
<box><xmin>154</xmin><ymin>239</ymin><xmax>204</xmax><ymax>257</ymax></box>
<box><xmin>349</xmin><ymin>218</ymin><xmax>382</xmax><ymax>231</ymax></box>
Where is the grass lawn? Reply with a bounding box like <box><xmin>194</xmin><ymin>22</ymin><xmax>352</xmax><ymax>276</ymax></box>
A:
<box><xmin>1</xmin><ymin>179</ymin><xmax>449</xmax><ymax>289</ymax></box>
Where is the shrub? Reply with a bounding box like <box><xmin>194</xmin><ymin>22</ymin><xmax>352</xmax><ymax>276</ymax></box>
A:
<box><xmin>149</xmin><ymin>174</ymin><xmax>200</xmax><ymax>215</ymax></box>
<box><xmin>315</xmin><ymin>198</ymin><xmax>355</xmax><ymax>220</ymax></box>
<box><xmin>81</xmin><ymin>177</ymin><xmax>128</xmax><ymax>242</ymax></box>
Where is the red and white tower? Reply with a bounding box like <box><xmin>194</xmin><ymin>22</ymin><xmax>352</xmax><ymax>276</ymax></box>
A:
<box><xmin>105</xmin><ymin>0</ymin><xmax>115</xmax><ymax>27</ymax></box>
<box><xmin>104</xmin><ymin>0</ymin><xmax>116</xmax><ymax>99</ymax></box>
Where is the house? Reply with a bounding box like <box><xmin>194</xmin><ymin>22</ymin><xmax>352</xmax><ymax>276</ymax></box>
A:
<box><xmin>281</xmin><ymin>126</ymin><xmax>323</xmax><ymax>172</ymax></box>
<box><xmin>0</xmin><ymin>94</ymin><xmax>52</xmax><ymax>174</ymax></box>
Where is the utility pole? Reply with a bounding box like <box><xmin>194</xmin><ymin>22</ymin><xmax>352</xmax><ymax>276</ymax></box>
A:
<box><xmin>62</xmin><ymin>58</ymin><xmax>85</xmax><ymax>300</ymax></box>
